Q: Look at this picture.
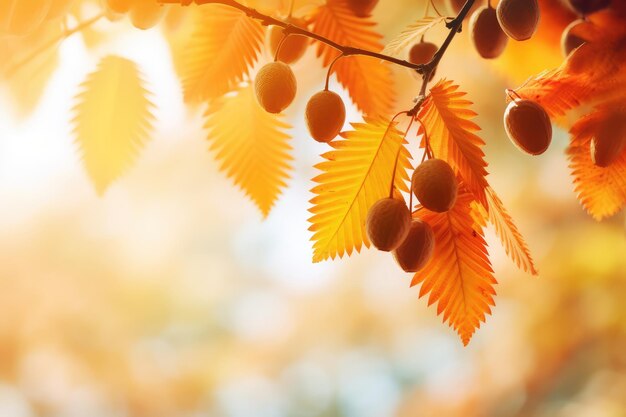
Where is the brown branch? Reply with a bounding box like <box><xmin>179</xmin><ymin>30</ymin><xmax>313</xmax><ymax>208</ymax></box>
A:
<box><xmin>160</xmin><ymin>0</ymin><xmax>476</xmax><ymax>113</ymax></box>
<box><xmin>410</xmin><ymin>0</ymin><xmax>476</xmax><ymax>115</ymax></box>
<box><xmin>160</xmin><ymin>0</ymin><xmax>439</xmax><ymax>73</ymax></box>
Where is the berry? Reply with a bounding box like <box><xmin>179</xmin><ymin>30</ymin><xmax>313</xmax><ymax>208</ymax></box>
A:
<box><xmin>393</xmin><ymin>220</ymin><xmax>435</xmax><ymax>273</ymax></box>
<box><xmin>268</xmin><ymin>18</ymin><xmax>309</xmax><ymax>64</ymax></box>
<box><xmin>411</xmin><ymin>159</ymin><xmax>458</xmax><ymax>213</ymax></box>
<box><xmin>130</xmin><ymin>0</ymin><xmax>167</xmax><ymax>29</ymax></box>
<box><xmin>504</xmin><ymin>99</ymin><xmax>552</xmax><ymax>156</ymax></box>
<box><xmin>567</xmin><ymin>0</ymin><xmax>610</xmax><ymax>15</ymax></box>
<box><xmin>408</xmin><ymin>41</ymin><xmax>438</xmax><ymax>80</ymax></box>
<box><xmin>346</xmin><ymin>0</ymin><xmax>379</xmax><ymax>17</ymax></box>
<box><xmin>106</xmin><ymin>0</ymin><xmax>133</xmax><ymax>13</ymax></box>
<box><xmin>497</xmin><ymin>0</ymin><xmax>540</xmax><ymax>41</ymax></box>
<box><xmin>305</xmin><ymin>90</ymin><xmax>346</xmax><ymax>143</ymax></box>
<box><xmin>366</xmin><ymin>198</ymin><xmax>411</xmax><ymax>252</ymax></box>
<box><xmin>590</xmin><ymin>112</ymin><xmax>626</xmax><ymax>168</ymax></box>
<box><xmin>561</xmin><ymin>19</ymin><xmax>586</xmax><ymax>56</ymax></box>
<box><xmin>254</xmin><ymin>62</ymin><xmax>297</xmax><ymax>114</ymax></box>
<box><xmin>470</xmin><ymin>6</ymin><xmax>508</xmax><ymax>59</ymax></box>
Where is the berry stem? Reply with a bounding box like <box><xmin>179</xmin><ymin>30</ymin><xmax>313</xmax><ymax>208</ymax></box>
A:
<box><xmin>274</xmin><ymin>32</ymin><xmax>290</xmax><ymax>61</ymax></box>
<box><xmin>388</xmin><ymin>112</ymin><xmax>413</xmax><ymax>199</ymax></box>
<box><xmin>324</xmin><ymin>53</ymin><xmax>344</xmax><ymax>91</ymax></box>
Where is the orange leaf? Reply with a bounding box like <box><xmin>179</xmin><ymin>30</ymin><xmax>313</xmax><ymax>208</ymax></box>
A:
<box><xmin>474</xmin><ymin>187</ymin><xmax>538</xmax><ymax>275</ymax></box>
<box><xmin>514</xmin><ymin>36</ymin><xmax>626</xmax><ymax>118</ymax></box>
<box><xmin>413</xmin><ymin>189</ymin><xmax>497</xmax><ymax>346</ymax></box>
<box><xmin>311</xmin><ymin>0</ymin><xmax>394</xmax><ymax>116</ymax></box>
<box><xmin>567</xmin><ymin>108</ymin><xmax>626</xmax><ymax>220</ymax></box>
<box><xmin>417</xmin><ymin>79</ymin><xmax>489</xmax><ymax>206</ymax></box>
<box><xmin>204</xmin><ymin>84</ymin><xmax>293</xmax><ymax>217</ymax></box>
<box><xmin>181</xmin><ymin>4</ymin><xmax>264</xmax><ymax>103</ymax></box>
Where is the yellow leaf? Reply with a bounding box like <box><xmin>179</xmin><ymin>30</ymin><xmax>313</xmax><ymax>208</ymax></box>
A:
<box><xmin>73</xmin><ymin>55</ymin><xmax>155</xmax><ymax>194</ymax></box>
<box><xmin>204</xmin><ymin>84</ymin><xmax>293</xmax><ymax>217</ymax></box>
<box><xmin>474</xmin><ymin>187</ymin><xmax>538</xmax><ymax>275</ymax></box>
<box><xmin>413</xmin><ymin>190</ymin><xmax>497</xmax><ymax>346</ymax></box>
<box><xmin>311</xmin><ymin>1</ymin><xmax>394</xmax><ymax>116</ymax></box>
<box><xmin>308</xmin><ymin>117</ymin><xmax>412</xmax><ymax>262</ymax></box>
<box><xmin>182</xmin><ymin>4</ymin><xmax>264</xmax><ymax>103</ymax></box>
<box><xmin>417</xmin><ymin>79</ymin><xmax>489</xmax><ymax>206</ymax></box>
<box><xmin>567</xmin><ymin>108</ymin><xmax>626</xmax><ymax>220</ymax></box>
<box><xmin>382</xmin><ymin>16</ymin><xmax>447</xmax><ymax>58</ymax></box>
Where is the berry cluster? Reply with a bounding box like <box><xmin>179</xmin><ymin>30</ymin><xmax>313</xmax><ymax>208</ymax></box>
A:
<box><xmin>501</xmin><ymin>0</ymin><xmax>617</xmax><ymax>163</ymax></box>
<box><xmin>255</xmin><ymin>16</ymin><xmax>347</xmax><ymax>144</ymax></box>
<box><xmin>365</xmin><ymin>158</ymin><xmax>458</xmax><ymax>273</ymax></box>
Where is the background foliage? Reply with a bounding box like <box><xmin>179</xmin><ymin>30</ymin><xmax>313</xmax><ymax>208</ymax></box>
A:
<box><xmin>0</xmin><ymin>0</ymin><xmax>625</xmax><ymax>415</ymax></box>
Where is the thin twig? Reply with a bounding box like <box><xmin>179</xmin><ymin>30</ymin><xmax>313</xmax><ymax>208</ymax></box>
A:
<box><xmin>6</xmin><ymin>13</ymin><xmax>105</xmax><ymax>77</ymax></box>
<box><xmin>409</xmin><ymin>0</ymin><xmax>475</xmax><ymax>115</ymax></box>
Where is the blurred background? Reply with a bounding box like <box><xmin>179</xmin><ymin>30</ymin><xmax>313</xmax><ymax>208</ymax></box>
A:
<box><xmin>0</xmin><ymin>0</ymin><xmax>625</xmax><ymax>416</ymax></box>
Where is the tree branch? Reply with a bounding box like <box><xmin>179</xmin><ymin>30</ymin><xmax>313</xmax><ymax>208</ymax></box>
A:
<box><xmin>159</xmin><ymin>0</ymin><xmax>453</xmax><ymax>74</ymax></box>
<box><xmin>160</xmin><ymin>0</ymin><xmax>476</xmax><ymax>113</ymax></box>
<box><xmin>411</xmin><ymin>0</ymin><xmax>476</xmax><ymax>114</ymax></box>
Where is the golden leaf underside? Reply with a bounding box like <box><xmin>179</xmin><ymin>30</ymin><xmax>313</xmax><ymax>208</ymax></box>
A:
<box><xmin>73</xmin><ymin>55</ymin><xmax>154</xmax><ymax>194</ymax></box>
<box><xmin>413</xmin><ymin>191</ymin><xmax>497</xmax><ymax>346</ymax></box>
<box><xmin>312</xmin><ymin>1</ymin><xmax>394</xmax><ymax>116</ymax></box>
<box><xmin>182</xmin><ymin>5</ymin><xmax>264</xmax><ymax>103</ymax></box>
<box><xmin>308</xmin><ymin>117</ymin><xmax>412</xmax><ymax>262</ymax></box>
<box><xmin>568</xmin><ymin>110</ymin><xmax>626</xmax><ymax>220</ymax></box>
<box><xmin>417</xmin><ymin>80</ymin><xmax>489</xmax><ymax>206</ymax></box>
<box><xmin>204</xmin><ymin>84</ymin><xmax>293</xmax><ymax>217</ymax></box>
<box><xmin>382</xmin><ymin>16</ymin><xmax>448</xmax><ymax>58</ymax></box>
<box><xmin>474</xmin><ymin>187</ymin><xmax>538</xmax><ymax>275</ymax></box>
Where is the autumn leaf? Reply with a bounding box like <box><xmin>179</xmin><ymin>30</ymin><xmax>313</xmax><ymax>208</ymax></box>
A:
<box><xmin>308</xmin><ymin>117</ymin><xmax>411</xmax><ymax>262</ymax></box>
<box><xmin>73</xmin><ymin>55</ymin><xmax>155</xmax><ymax>194</ymax></box>
<box><xmin>473</xmin><ymin>187</ymin><xmax>538</xmax><ymax>275</ymax></box>
<box><xmin>311</xmin><ymin>0</ymin><xmax>394</xmax><ymax>116</ymax></box>
<box><xmin>567</xmin><ymin>108</ymin><xmax>626</xmax><ymax>220</ymax></box>
<box><xmin>382</xmin><ymin>16</ymin><xmax>447</xmax><ymax>58</ymax></box>
<box><xmin>413</xmin><ymin>189</ymin><xmax>497</xmax><ymax>346</ymax></box>
<box><xmin>204</xmin><ymin>84</ymin><xmax>293</xmax><ymax>217</ymax></box>
<box><xmin>417</xmin><ymin>79</ymin><xmax>489</xmax><ymax>206</ymax></box>
<box><xmin>181</xmin><ymin>4</ymin><xmax>264</xmax><ymax>103</ymax></box>
<box><xmin>514</xmin><ymin>37</ymin><xmax>626</xmax><ymax>118</ymax></box>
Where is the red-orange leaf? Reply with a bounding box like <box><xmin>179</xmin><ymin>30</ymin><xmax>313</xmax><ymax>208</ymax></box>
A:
<box><xmin>311</xmin><ymin>0</ymin><xmax>394</xmax><ymax>116</ymax></box>
<box><xmin>514</xmin><ymin>36</ymin><xmax>626</xmax><ymax>118</ymax></box>
<box><xmin>567</xmin><ymin>108</ymin><xmax>626</xmax><ymax>220</ymax></box>
<box><xmin>413</xmin><ymin>190</ymin><xmax>497</xmax><ymax>346</ymax></box>
<box><xmin>417</xmin><ymin>79</ymin><xmax>489</xmax><ymax>206</ymax></box>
